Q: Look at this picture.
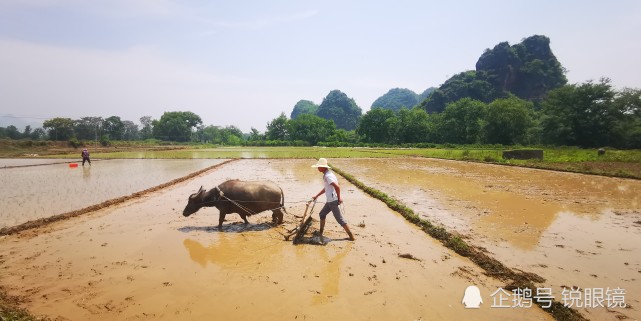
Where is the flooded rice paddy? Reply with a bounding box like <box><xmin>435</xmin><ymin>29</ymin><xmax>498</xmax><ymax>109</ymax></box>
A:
<box><xmin>331</xmin><ymin>157</ymin><xmax>641</xmax><ymax>321</ymax></box>
<box><xmin>0</xmin><ymin>159</ymin><xmax>555</xmax><ymax>321</ymax></box>
<box><xmin>0</xmin><ymin>158</ymin><xmax>227</xmax><ymax>228</ymax></box>
<box><xmin>0</xmin><ymin>157</ymin><xmax>639</xmax><ymax>320</ymax></box>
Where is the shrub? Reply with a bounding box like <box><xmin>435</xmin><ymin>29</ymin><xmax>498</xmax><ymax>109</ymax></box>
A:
<box><xmin>68</xmin><ymin>137</ymin><xmax>81</xmax><ymax>148</ymax></box>
<box><xmin>100</xmin><ymin>135</ymin><xmax>110</xmax><ymax>147</ymax></box>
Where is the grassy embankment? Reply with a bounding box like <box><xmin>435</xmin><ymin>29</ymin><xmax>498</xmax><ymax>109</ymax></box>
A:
<box><xmin>0</xmin><ymin>139</ymin><xmax>189</xmax><ymax>158</ymax></box>
<box><xmin>363</xmin><ymin>147</ymin><xmax>641</xmax><ymax>179</ymax></box>
<box><xmin>2</xmin><ymin>139</ymin><xmax>641</xmax><ymax>178</ymax></box>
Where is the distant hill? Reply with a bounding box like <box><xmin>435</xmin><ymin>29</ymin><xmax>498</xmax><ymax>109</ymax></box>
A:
<box><xmin>316</xmin><ymin>90</ymin><xmax>362</xmax><ymax>130</ymax></box>
<box><xmin>371</xmin><ymin>88</ymin><xmax>418</xmax><ymax>112</ymax></box>
<box><xmin>417</xmin><ymin>87</ymin><xmax>437</xmax><ymax>103</ymax></box>
<box><xmin>290</xmin><ymin>100</ymin><xmax>319</xmax><ymax>119</ymax></box>
<box><xmin>371</xmin><ymin>87</ymin><xmax>437</xmax><ymax>112</ymax></box>
<box><xmin>420</xmin><ymin>35</ymin><xmax>567</xmax><ymax>113</ymax></box>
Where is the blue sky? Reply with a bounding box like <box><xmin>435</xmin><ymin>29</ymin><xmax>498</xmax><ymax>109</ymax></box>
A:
<box><xmin>1</xmin><ymin>1</ymin><xmax>640</xmax><ymax>131</ymax></box>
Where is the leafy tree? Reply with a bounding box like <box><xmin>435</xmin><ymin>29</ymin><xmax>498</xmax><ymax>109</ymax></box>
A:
<box><xmin>74</xmin><ymin>117</ymin><xmax>103</xmax><ymax>141</ymax></box>
<box><xmin>195</xmin><ymin>125</ymin><xmax>243</xmax><ymax>145</ymax></box>
<box><xmin>122</xmin><ymin>120</ymin><xmax>139</xmax><ymax>140</ymax></box>
<box><xmin>357</xmin><ymin>107</ymin><xmax>396</xmax><ymax>143</ymax></box>
<box><xmin>21</xmin><ymin>125</ymin><xmax>32</xmax><ymax>139</ymax></box>
<box><xmin>615</xmin><ymin>88</ymin><xmax>641</xmax><ymax>116</ymax></box>
<box><xmin>266</xmin><ymin>113</ymin><xmax>289</xmax><ymax>141</ymax></box>
<box><xmin>30</xmin><ymin>128</ymin><xmax>46</xmax><ymax>140</ymax></box>
<box><xmin>371</xmin><ymin>88</ymin><xmax>419</xmax><ymax>112</ymax></box>
<box><xmin>103</xmin><ymin>116</ymin><xmax>125</xmax><ymax>140</ymax></box>
<box><xmin>287</xmin><ymin>114</ymin><xmax>336</xmax><ymax>145</ymax></box>
<box><xmin>139</xmin><ymin>116</ymin><xmax>154</xmax><ymax>140</ymax></box>
<box><xmin>540</xmin><ymin>78</ymin><xmax>622</xmax><ymax>147</ymax></box>
<box><xmin>220</xmin><ymin>126</ymin><xmax>244</xmax><ymax>145</ymax></box>
<box><xmin>437</xmin><ymin>98</ymin><xmax>487</xmax><ymax>144</ymax></box>
<box><xmin>290</xmin><ymin>100</ymin><xmax>319</xmax><ymax>119</ymax></box>
<box><xmin>316</xmin><ymin>90</ymin><xmax>362</xmax><ymax>130</ymax></box>
<box><xmin>248</xmin><ymin>127</ymin><xmax>264</xmax><ymax>142</ymax></box>
<box><xmin>326</xmin><ymin>129</ymin><xmax>358</xmax><ymax>144</ymax></box>
<box><xmin>6</xmin><ymin>125</ymin><xmax>21</xmax><ymax>139</ymax></box>
<box><xmin>484</xmin><ymin>96</ymin><xmax>534</xmax><ymax>145</ymax></box>
<box><xmin>152</xmin><ymin>111</ymin><xmax>202</xmax><ymax>142</ymax></box>
<box><xmin>43</xmin><ymin>117</ymin><xmax>75</xmax><ymax>141</ymax></box>
<box><xmin>614</xmin><ymin>88</ymin><xmax>641</xmax><ymax>148</ymax></box>
<box><xmin>100</xmin><ymin>134</ymin><xmax>110</xmax><ymax>146</ymax></box>
<box><xmin>198</xmin><ymin>125</ymin><xmax>222</xmax><ymax>144</ymax></box>
<box><xmin>391</xmin><ymin>108</ymin><xmax>432</xmax><ymax>143</ymax></box>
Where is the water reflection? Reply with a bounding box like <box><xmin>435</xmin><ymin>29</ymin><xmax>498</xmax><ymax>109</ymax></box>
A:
<box><xmin>183</xmin><ymin>238</ymin><xmax>218</xmax><ymax>268</ymax></box>
<box><xmin>182</xmin><ymin>235</ymin><xmax>284</xmax><ymax>271</ymax></box>
<box><xmin>311</xmin><ymin>244</ymin><xmax>350</xmax><ymax>305</ymax></box>
<box><xmin>82</xmin><ymin>166</ymin><xmax>91</xmax><ymax>180</ymax></box>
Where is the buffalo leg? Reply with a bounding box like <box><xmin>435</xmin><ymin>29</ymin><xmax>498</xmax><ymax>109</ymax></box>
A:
<box><xmin>218</xmin><ymin>213</ymin><xmax>226</xmax><ymax>228</ymax></box>
<box><xmin>239</xmin><ymin>213</ymin><xmax>249</xmax><ymax>224</ymax></box>
<box><xmin>272</xmin><ymin>209</ymin><xmax>284</xmax><ymax>224</ymax></box>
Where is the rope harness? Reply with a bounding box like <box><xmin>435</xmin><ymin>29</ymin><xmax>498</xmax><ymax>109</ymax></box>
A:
<box><xmin>197</xmin><ymin>186</ymin><xmax>327</xmax><ymax>215</ymax></box>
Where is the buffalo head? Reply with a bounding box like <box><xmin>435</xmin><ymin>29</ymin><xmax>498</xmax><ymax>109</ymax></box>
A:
<box><xmin>183</xmin><ymin>186</ymin><xmax>207</xmax><ymax>217</ymax></box>
<box><xmin>183</xmin><ymin>186</ymin><xmax>224</xmax><ymax>216</ymax></box>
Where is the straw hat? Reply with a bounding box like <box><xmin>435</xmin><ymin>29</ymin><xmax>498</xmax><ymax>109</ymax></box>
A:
<box><xmin>311</xmin><ymin>158</ymin><xmax>331</xmax><ymax>168</ymax></box>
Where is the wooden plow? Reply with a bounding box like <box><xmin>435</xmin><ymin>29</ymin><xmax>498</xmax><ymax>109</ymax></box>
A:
<box><xmin>283</xmin><ymin>199</ymin><xmax>317</xmax><ymax>244</ymax></box>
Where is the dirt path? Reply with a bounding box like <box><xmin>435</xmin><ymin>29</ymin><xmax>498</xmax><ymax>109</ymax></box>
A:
<box><xmin>0</xmin><ymin>159</ymin><xmax>553</xmax><ymax>321</ymax></box>
<box><xmin>331</xmin><ymin>157</ymin><xmax>641</xmax><ymax>321</ymax></box>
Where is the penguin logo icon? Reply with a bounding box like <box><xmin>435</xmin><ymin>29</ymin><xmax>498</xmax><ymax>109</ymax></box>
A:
<box><xmin>462</xmin><ymin>285</ymin><xmax>483</xmax><ymax>308</ymax></box>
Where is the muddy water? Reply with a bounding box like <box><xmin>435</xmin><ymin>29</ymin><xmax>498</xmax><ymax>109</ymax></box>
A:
<box><xmin>331</xmin><ymin>157</ymin><xmax>641</xmax><ymax>321</ymax></box>
<box><xmin>0</xmin><ymin>159</ymin><xmax>553</xmax><ymax>321</ymax></box>
<box><xmin>0</xmin><ymin>159</ymin><xmax>227</xmax><ymax>228</ymax></box>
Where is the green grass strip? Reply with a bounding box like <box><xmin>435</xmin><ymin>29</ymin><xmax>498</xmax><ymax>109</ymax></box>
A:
<box><xmin>0</xmin><ymin>285</ymin><xmax>48</xmax><ymax>321</ymax></box>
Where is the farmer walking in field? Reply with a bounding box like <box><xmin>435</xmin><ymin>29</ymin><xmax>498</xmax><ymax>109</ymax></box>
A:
<box><xmin>311</xmin><ymin>158</ymin><xmax>355</xmax><ymax>241</ymax></box>
<box><xmin>81</xmin><ymin>148</ymin><xmax>91</xmax><ymax>166</ymax></box>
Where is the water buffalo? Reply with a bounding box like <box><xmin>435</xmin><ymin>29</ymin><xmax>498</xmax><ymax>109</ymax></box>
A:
<box><xmin>183</xmin><ymin>180</ymin><xmax>286</xmax><ymax>228</ymax></box>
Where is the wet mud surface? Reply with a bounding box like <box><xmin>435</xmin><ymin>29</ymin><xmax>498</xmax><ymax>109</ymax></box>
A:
<box><xmin>331</xmin><ymin>157</ymin><xmax>641</xmax><ymax>321</ymax></box>
<box><xmin>0</xmin><ymin>159</ymin><xmax>227</xmax><ymax>228</ymax></box>
<box><xmin>0</xmin><ymin>159</ymin><xmax>553</xmax><ymax>321</ymax></box>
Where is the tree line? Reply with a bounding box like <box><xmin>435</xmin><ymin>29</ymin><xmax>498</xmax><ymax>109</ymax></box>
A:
<box><xmin>1</xmin><ymin>78</ymin><xmax>639</xmax><ymax>149</ymax></box>
<box><xmin>0</xmin><ymin>111</ymin><xmax>245</xmax><ymax>146</ymax></box>
<box><xmin>262</xmin><ymin>79</ymin><xmax>640</xmax><ymax>149</ymax></box>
